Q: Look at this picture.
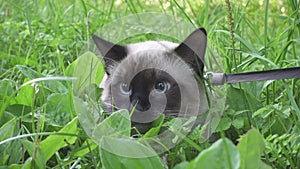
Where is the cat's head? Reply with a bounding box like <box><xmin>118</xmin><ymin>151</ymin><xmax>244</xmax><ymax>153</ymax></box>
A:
<box><xmin>93</xmin><ymin>28</ymin><xmax>208</xmax><ymax>133</ymax></box>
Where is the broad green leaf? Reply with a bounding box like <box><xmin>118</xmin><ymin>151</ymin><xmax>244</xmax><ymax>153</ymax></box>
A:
<box><xmin>9</xmin><ymin>86</ymin><xmax>35</xmax><ymax>107</ymax></box>
<box><xmin>73</xmin><ymin>52</ymin><xmax>104</xmax><ymax>95</ymax></box>
<box><xmin>0</xmin><ymin>118</ymin><xmax>17</xmax><ymax>165</ymax></box>
<box><xmin>0</xmin><ymin>118</ymin><xmax>17</xmax><ymax>144</ymax></box>
<box><xmin>92</xmin><ymin>109</ymin><xmax>131</xmax><ymax>143</ymax></box>
<box><xmin>81</xmin><ymin>84</ymin><xmax>103</xmax><ymax>100</ymax></box>
<box><xmin>189</xmin><ymin>138</ymin><xmax>240</xmax><ymax>169</ymax></box>
<box><xmin>45</xmin><ymin>93</ymin><xmax>72</xmax><ymax>126</ymax></box>
<box><xmin>226</xmin><ymin>86</ymin><xmax>261</xmax><ymax>112</ymax></box>
<box><xmin>65</xmin><ymin>56</ymin><xmax>78</xmax><ymax>76</ymax></box>
<box><xmin>100</xmin><ymin>136</ymin><xmax>164</xmax><ymax>169</ymax></box>
<box><xmin>42</xmin><ymin>80</ymin><xmax>68</xmax><ymax>93</ymax></box>
<box><xmin>8</xmin><ymin>164</ymin><xmax>23</xmax><ymax>169</ymax></box>
<box><xmin>19</xmin><ymin>76</ymin><xmax>70</xmax><ymax>94</ymax></box>
<box><xmin>215</xmin><ymin>117</ymin><xmax>231</xmax><ymax>132</ymax></box>
<box><xmin>260</xmin><ymin>162</ymin><xmax>272</xmax><ymax>169</ymax></box>
<box><xmin>240</xmin><ymin>82</ymin><xmax>264</xmax><ymax>100</ymax></box>
<box><xmin>7</xmin><ymin>140</ymin><xmax>22</xmax><ymax>165</ymax></box>
<box><xmin>0</xmin><ymin>118</ymin><xmax>22</xmax><ymax>165</ymax></box>
<box><xmin>0</xmin><ymin>79</ymin><xmax>14</xmax><ymax>98</ymax></box>
<box><xmin>232</xmin><ymin>117</ymin><xmax>245</xmax><ymax>129</ymax></box>
<box><xmin>20</xmin><ymin>139</ymin><xmax>34</xmax><ymax>159</ymax></box>
<box><xmin>73</xmin><ymin>139</ymin><xmax>98</xmax><ymax>157</ymax></box>
<box><xmin>21</xmin><ymin>157</ymin><xmax>32</xmax><ymax>169</ymax></box>
<box><xmin>143</xmin><ymin>114</ymin><xmax>165</xmax><ymax>138</ymax></box>
<box><xmin>173</xmin><ymin>161</ymin><xmax>190</xmax><ymax>169</ymax></box>
<box><xmin>74</xmin><ymin>97</ymin><xmax>103</xmax><ymax>137</ymax></box>
<box><xmin>237</xmin><ymin>129</ymin><xmax>270</xmax><ymax>169</ymax></box>
<box><xmin>0</xmin><ymin>153</ymin><xmax>9</xmax><ymax>166</ymax></box>
<box><xmin>21</xmin><ymin>140</ymin><xmax>46</xmax><ymax>169</ymax></box>
<box><xmin>0</xmin><ymin>79</ymin><xmax>15</xmax><ymax>124</ymax></box>
<box><xmin>0</xmin><ymin>111</ymin><xmax>16</xmax><ymax>127</ymax></box>
<box><xmin>16</xmin><ymin>65</ymin><xmax>40</xmax><ymax>79</ymax></box>
<box><xmin>39</xmin><ymin>117</ymin><xmax>78</xmax><ymax>161</ymax></box>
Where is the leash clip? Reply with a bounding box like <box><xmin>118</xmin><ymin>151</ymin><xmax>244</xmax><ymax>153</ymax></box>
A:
<box><xmin>205</xmin><ymin>72</ymin><xmax>226</xmax><ymax>85</ymax></box>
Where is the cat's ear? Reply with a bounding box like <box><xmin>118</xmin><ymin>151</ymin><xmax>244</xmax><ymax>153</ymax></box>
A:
<box><xmin>92</xmin><ymin>35</ymin><xmax>127</xmax><ymax>75</ymax></box>
<box><xmin>174</xmin><ymin>28</ymin><xmax>207</xmax><ymax>75</ymax></box>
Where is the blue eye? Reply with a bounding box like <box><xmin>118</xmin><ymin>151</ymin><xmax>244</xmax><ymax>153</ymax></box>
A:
<box><xmin>120</xmin><ymin>82</ymin><xmax>132</xmax><ymax>95</ymax></box>
<box><xmin>154</xmin><ymin>81</ymin><xmax>170</xmax><ymax>94</ymax></box>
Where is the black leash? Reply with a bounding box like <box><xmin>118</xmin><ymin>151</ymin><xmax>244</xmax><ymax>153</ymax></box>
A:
<box><xmin>208</xmin><ymin>67</ymin><xmax>300</xmax><ymax>85</ymax></box>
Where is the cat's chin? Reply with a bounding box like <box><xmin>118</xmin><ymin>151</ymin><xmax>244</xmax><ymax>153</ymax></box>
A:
<box><xmin>131</xmin><ymin>121</ymin><xmax>153</xmax><ymax>135</ymax></box>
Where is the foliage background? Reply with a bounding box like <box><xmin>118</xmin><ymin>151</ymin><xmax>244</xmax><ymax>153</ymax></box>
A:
<box><xmin>0</xmin><ymin>0</ymin><xmax>299</xmax><ymax>168</ymax></box>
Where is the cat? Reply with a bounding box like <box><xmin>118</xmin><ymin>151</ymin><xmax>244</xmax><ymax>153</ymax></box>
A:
<box><xmin>92</xmin><ymin>28</ymin><xmax>209</xmax><ymax>134</ymax></box>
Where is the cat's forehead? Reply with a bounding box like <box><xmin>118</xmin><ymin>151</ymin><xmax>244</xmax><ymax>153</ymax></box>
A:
<box><xmin>125</xmin><ymin>41</ymin><xmax>178</xmax><ymax>55</ymax></box>
<box><xmin>110</xmin><ymin>40</ymin><xmax>194</xmax><ymax>85</ymax></box>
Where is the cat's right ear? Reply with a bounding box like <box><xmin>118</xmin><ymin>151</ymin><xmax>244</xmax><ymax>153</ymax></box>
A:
<box><xmin>174</xmin><ymin>28</ymin><xmax>207</xmax><ymax>76</ymax></box>
<box><xmin>92</xmin><ymin>35</ymin><xmax>127</xmax><ymax>75</ymax></box>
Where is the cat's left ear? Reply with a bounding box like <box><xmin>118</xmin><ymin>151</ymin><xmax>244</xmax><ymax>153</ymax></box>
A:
<box><xmin>92</xmin><ymin>35</ymin><xmax>127</xmax><ymax>75</ymax></box>
<box><xmin>174</xmin><ymin>28</ymin><xmax>207</xmax><ymax>75</ymax></box>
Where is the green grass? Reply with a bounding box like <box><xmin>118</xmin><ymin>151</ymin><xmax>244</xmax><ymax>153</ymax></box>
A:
<box><xmin>1</xmin><ymin>0</ymin><xmax>300</xmax><ymax>168</ymax></box>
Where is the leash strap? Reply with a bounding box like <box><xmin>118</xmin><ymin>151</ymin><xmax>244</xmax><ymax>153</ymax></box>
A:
<box><xmin>208</xmin><ymin>67</ymin><xmax>300</xmax><ymax>85</ymax></box>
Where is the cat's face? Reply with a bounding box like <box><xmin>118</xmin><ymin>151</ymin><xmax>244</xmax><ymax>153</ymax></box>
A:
<box><xmin>118</xmin><ymin>68</ymin><xmax>180</xmax><ymax>113</ymax></box>
<box><xmin>93</xmin><ymin>28</ymin><xmax>208</xmax><ymax>133</ymax></box>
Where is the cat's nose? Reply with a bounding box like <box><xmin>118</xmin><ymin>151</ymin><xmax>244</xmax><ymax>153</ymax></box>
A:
<box><xmin>130</xmin><ymin>98</ymin><xmax>151</xmax><ymax>111</ymax></box>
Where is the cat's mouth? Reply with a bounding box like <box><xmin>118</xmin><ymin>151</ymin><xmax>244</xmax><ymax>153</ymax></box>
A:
<box><xmin>129</xmin><ymin>98</ymin><xmax>150</xmax><ymax>112</ymax></box>
<box><xmin>131</xmin><ymin>121</ymin><xmax>153</xmax><ymax>135</ymax></box>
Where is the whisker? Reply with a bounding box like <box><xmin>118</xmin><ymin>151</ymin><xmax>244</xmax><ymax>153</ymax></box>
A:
<box><xmin>103</xmin><ymin>57</ymin><xmax>119</xmax><ymax>64</ymax></box>
<box><xmin>101</xmin><ymin>100</ymin><xmax>123</xmax><ymax>112</ymax></box>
